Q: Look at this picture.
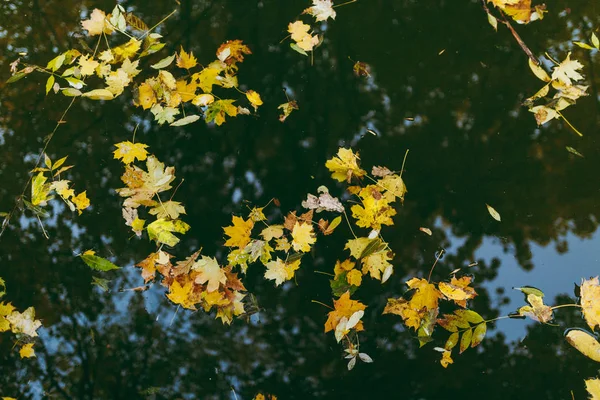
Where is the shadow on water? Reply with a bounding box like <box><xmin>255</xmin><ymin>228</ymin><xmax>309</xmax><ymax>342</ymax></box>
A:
<box><xmin>1</xmin><ymin>0</ymin><xmax>600</xmax><ymax>398</ymax></box>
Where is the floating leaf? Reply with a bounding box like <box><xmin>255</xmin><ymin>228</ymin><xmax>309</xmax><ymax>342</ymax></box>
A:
<box><xmin>486</xmin><ymin>204</ymin><xmax>501</xmax><ymax>221</ymax></box>
<box><xmin>151</xmin><ymin>54</ymin><xmax>176</xmax><ymax>69</ymax></box>
<box><xmin>581</xmin><ymin>277</ymin><xmax>600</xmax><ymax>331</ymax></box>
<box><xmin>80</xmin><ymin>251</ymin><xmax>120</xmax><ymax>271</ymax></box>
<box><xmin>61</xmin><ymin>88</ymin><xmax>82</xmax><ymax>97</ymax></box>
<box><xmin>471</xmin><ymin>322</ymin><xmax>487</xmax><ymax>348</ymax></box>
<box><xmin>514</xmin><ymin>286</ymin><xmax>545</xmax><ymax>298</ymax></box>
<box><xmin>125</xmin><ymin>12</ymin><xmax>149</xmax><ymax>32</ymax></box>
<box><xmin>574</xmin><ymin>41</ymin><xmax>594</xmax><ymax>50</ymax></box>
<box><xmin>45</xmin><ymin>76</ymin><xmax>55</xmax><ymax>95</ymax></box>
<box><xmin>487</xmin><ymin>13</ymin><xmax>498</xmax><ymax>31</ymax></box>
<box><xmin>565</xmin><ymin>329</ymin><xmax>600</xmax><ymax>362</ymax></box>
<box><xmin>170</xmin><ymin>115</ymin><xmax>201</xmax><ymax>126</ymax></box>
<box><xmin>81</xmin><ymin>89</ymin><xmax>114</xmax><ymax>100</ymax></box>
<box><xmin>528</xmin><ymin>58</ymin><xmax>551</xmax><ymax>82</ymax></box>
<box><xmin>586</xmin><ymin>377</ymin><xmax>600</xmax><ymax>399</ymax></box>
<box><xmin>460</xmin><ymin>327</ymin><xmax>472</xmax><ymax>354</ymax></box>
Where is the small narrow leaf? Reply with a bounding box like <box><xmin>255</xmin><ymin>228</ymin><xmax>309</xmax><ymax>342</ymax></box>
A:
<box><xmin>82</xmin><ymin>89</ymin><xmax>114</xmax><ymax>100</ymax></box>
<box><xmin>592</xmin><ymin>32</ymin><xmax>599</xmax><ymax>49</ymax></box>
<box><xmin>471</xmin><ymin>322</ymin><xmax>487</xmax><ymax>348</ymax></box>
<box><xmin>170</xmin><ymin>115</ymin><xmax>201</xmax><ymax>126</ymax></box>
<box><xmin>573</xmin><ymin>41</ymin><xmax>594</xmax><ymax>50</ymax></box>
<box><xmin>290</xmin><ymin>43</ymin><xmax>308</xmax><ymax>56</ymax></box>
<box><xmin>566</xmin><ymin>146</ymin><xmax>584</xmax><ymax>158</ymax></box>
<box><xmin>45</xmin><ymin>76</ymin><xmax>55</xmax><ymax>95</ymax></box>
<box><xmin>514</xmin><ymin>286</ymin><xmax>545</xmax><ymax>298</ymax></box>
<box><xmin>445</xmin><ymin>332</ymin><xmax>459</xmax><ymax>350</ymax></box>
<box><xmin>80</xmin><ymin>251</ymin><xmax>120</xmax><ymax>271</ymax></box>
<box><xmin>528</xmin><ymin>58</ymin><xmax>551</xmax><ymax>82</ymax></box>
<box><xmin>487</xmin><ymin>14</ymin><xmax>498</xmax><ymax>31</ymax></box>
<box><xmin>91</xmin><ymin>276</ymin><xmax>110</xmax><ymax>292</ymax></box>
<box><xmin>151</xmin><ymin>54</ymin><xmax>176</xmax><ymax>69</ymax></box>
<box><xmin>486</xmin><ymin>204</ymin><xmax>501</xmax><ymax>221</ymax></box>
<box><xmin>61</xmin><ymin>88</ymin><xmax>82</xmax><ymax>97</ymax></box>
<box><xmin>460</xmin><ymin>328</ymin><xmax>473</xmax><ymax>354</ymax></box>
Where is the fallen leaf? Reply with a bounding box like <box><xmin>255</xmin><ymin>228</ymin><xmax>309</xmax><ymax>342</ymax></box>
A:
<box><xmin>486</xmin><ymin>204</ymin><xmax>501</xmax><ymax>221</ymax></box>
<box><xmin>565</xmin><ymin>329</ymin><xmax>600</xmax><ymax>362</ymax></box>
<box><xmin>581</xmin><ymin>277</ymin><xmax>600</xmax><ymax>331</ymax></box>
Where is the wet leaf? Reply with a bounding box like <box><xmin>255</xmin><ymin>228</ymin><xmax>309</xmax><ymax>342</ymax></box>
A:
<box><xmin>82</xmin><ymin>89</ymin><xmax>114</xmax><ymax>100</ymax></box>
<box><xmin>586</xmin><ymin>377</ymin><xmax>600</xmax><ymax>399</ymax></box>
<box><xmin>460</xmin><ymin>327</ymin><xmax>472</xmax><ymax>354</ymax></box>
<box><xmin>471</xmin><ymin>322</ymin><xmax>487</xmax><ymax>348</ymax></box>
<box><xmin>566</xmin><ymin>146</ymin><xmax>584</xmax><ymax>157</ymax></box>
<box><xmin>91</xmin><ymin>276</ymin><xmax>110</xmax><ymax>292</ymax></box>
<box><xmin>581</xmin><ymin>277</ymin><xmax>600</xmax><ymax>331</ymax></box>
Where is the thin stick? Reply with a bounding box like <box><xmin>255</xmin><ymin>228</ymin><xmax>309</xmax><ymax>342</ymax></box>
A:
<box><xmin>314</xmin><ymin>270</ymin><xmax>335</xmax><ymax>277</ymax></box>
<box><xmin>399</xmin><ymin>149</ymin><xmax>409</xmax><ymax>180</ymax></box>
<box><xmin>311</xmin><ymin>299</ymin><xmax>334</xmax><ymax>310</ymax></box>
<box><xmin>427</xmin><ymin>248</ymin><xmax>445</xmax><ymax>282</ymax></box>
<box><xmin>333</xmin><ymin>0</ymin><xmax>357</xmax><ymax>8</ymax></box>
<box><xmin>141</xmin><ymin>9</ymin><xmax>178</xmax><ymax>39</ymax></box>
<box><xmin>557</xmin><ymin>110</ymin><xmax>584</xmax><ymax>136</ymax></box>
<box><xmin>551</xmin><ymin>303</ymin><xmax>582</xmax><ymax>310</ymax></box>
<box><xmin>342</xmin><ymin>210</ymin><xmax>357</xmax><ymax>239</ymax></box>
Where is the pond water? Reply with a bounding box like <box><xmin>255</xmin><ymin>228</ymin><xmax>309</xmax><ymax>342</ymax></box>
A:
<box><xmin>1</xmin><ymin>0</ymin><xmax>600</xmax><ymax>399</ymax></box>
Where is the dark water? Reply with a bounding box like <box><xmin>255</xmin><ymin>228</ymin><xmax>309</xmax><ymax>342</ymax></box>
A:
<box><xmin>1</xmin><ymin>0</ymin><xmax>600</xmax><ymax>399</ymax></box>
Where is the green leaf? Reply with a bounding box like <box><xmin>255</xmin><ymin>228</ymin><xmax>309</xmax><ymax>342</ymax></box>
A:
<box><xmin>514</xmin><ymin>286</ymin><xmax>545</xmax><ymax>298</ymax></box>
<box><xmin>359</xmin><ymin>238</ymin><xmax>386</xmax><ymax>259</ymax></box>
<box><xmin>445</xmin><ymin>331</ymin><xmax>459</xmax><ymax>350</ymax></box>
<box><xmin>170</xmin><ymin>115</ymin><xmax>201</xmax><ymax>126</ymax></box>
<box><xmin>45</xmin><ymin>76</ymin><xmax>55</xmax><ymax>95</ymax></box>
<box><xmin>151</xmin><ymin>54</ymin><xmax>176</xmax><ymax>69</ymax></box>
<box><xmin>330</xmin><ymin>272</ymin><xmax>357</xmax><ymax>297</ymax></box>
<box><xmin>91</xmin><ymin>276</ymin><xmax>110</xmax><ymax>292</ymax></box>
<box><xmin>23</xmin><ymin>199</ymin><xmax>50</xmax><ymax>218</ymax></box>
<box><xmin>290</xmin><ymin>43</ymin><xmax>308</xmax><ymax>56</ymax></box>
<box><xmin>459</xmin><ymin>328</ymin><xmax>473</xmax><ymax>354</ymax></box>
<box><xmin>47</xmin><ymin>53</ymin><xmax>66</xmax><ymax>72</ymax></box>
<box><xmin>455</xmin><ymin>309</ymin><xmax>484</xmax><ymax>324</ymax></box>
<box><xmin>204</xmin><ymin>99</ymin><xmax>238</xmax><ymax>126</ymax></box>
<box><xmin>147</xmin><ymin>218</ymin><xmax>191</xmax><ymax>247</ymax></box>
<box><xmin>7</xmin><ymin>69</ymin><xmax>32</xmax><ymax>83</ymax></box>
<box><xmin>471</xmin><ymin>322</ymin><xmax>487</xmax><ymax>348</ymax></box>
<box><xmin>80</xmin><ymin>252</ymin><xmax>120</xmax><ymax>271</ymax></box>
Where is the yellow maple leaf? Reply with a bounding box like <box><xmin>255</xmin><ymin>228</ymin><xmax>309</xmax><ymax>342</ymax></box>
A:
<box><xmin>260</xmin><ymin>225</ymin><xmax>284</xmax><ymax>241</ymax></box>
<box><xmin>192</xmin><ymin>93</ymin><xmax>215</xmax><ymax>106</ymax></box>
<box><xmin>586</xmin><ymin>378</ymin><xmax>600</xmax><ymax>399</ymax></box>
<box><xmin>324</xmin><ymin>291</ymin><xmax>367</xmax><ymax>333</ymax></box>
<box><xmin>78</xmin><ymin>55</ymin><xmax>99</xmax><ymax>76</ymax></box>
<box><xmin>105</xmin><ymin>69</ymin><xmax>130</xmax><ymax>96</ymax></box>
<box><xmin>346</xmin><ymin>269</ymin><xmax>363</xmax><ymax>286</ymax></box>
<box><xmin>113</xmin><ymin>38</ymin><xmax>141</xmax><ymax>60</ymax></box>
<box><xmin>193</xmin><ymin>256</ymin><xmax>227</xmax><ymax>292</ymax></box>
<box><xmin>334</xmin><ymin>259</ymin><xmax>356</xmax><ymax>276</ymax></box>
<box><xmin>344</xmin><ymin>237</ymin><xmax>371</xmax><ymax>259</ymax></box>
<box><xmin>581</xmin><ymin>277</ymin><xmax>600</xmax><ymax>331</ymax></box>
<box><xmin>278</xmin><ymin>100</ymin><xmax>299</xmax><ymax>122</ymax></box>
<box><xmin>361</xmin><ymin>250</ymin><xmax>392</xmax><ymax>280</ymax></box>
<box><xmin>176</xmin><ymin>79</ymin><xmax>198</xmax><ymax>103</ymax></box>
<box><xmin>167</xmin><ymin>279</ymin><xmax>196</xmax><ymax>309</ymax></box>
<box><xmin>137</xmin><ymin>82</ymin><xmax>157</xmax><ymax>110</ymax></box>
<box><xmin>81</xmin><ymin>9</ymin><xmax>114</xmax><ymax>36</ymax></box>
<box><xmin>7</xmin><ymin>307</ymin><xmax>42</xmax><ymax>337</ymax></box>
<box><xmin>223</xmin><ymin>216</ymin><xmax>254</xmax><ymax>249</ymax></box>
<box><xmin>176</xmin><ymin>46</ymin><xmax>198</xmax><ymax>69</ymax></box>
<box><xmin>438</xmin><ymin>276</ymin><xmax>477</xmax><ymax>308</ymax></box>
<box><xmin>113</xmin><ymin>141</ymin><xmax>149</xmax><ymax>164</ymax></box>
<box><xmin>0</xmin><ymin>302</ymin><xmax>15</xmax><ymax>332</ymax></box>
<box><xmin>291</xmin><ymin>222</ymin><xmax>316</xmax><ymax>252</ymax></box>
<box><xmin>383</xmin><ymin>278</ymin><xmax>441</xmax><ymax>330</ymax></box>
<box><xmin>149</xmin><ymin>200</ymin><xmax>186</xmax><ymax>220</ymax></box>
<box><xmin>325</xmin><ymin>148</ymin><xmax>367</xmax><ymax>183</ymax></box>
<box><xmin>147</xmin><ymin>219</ymin><xmax>190</xmax><ymax>247</ymax></box>
<box><xmin>351</xmin><ymin>194</ymin><xmax>396</xmax><ymax>230</ymax></box>
<box><xmin>264</xmin><ymin>258</ymin><xmax>300</xmax><ymax>286</ymax></box>
<box><xmin>246</xmin><ymin>90</ymin><xmax>263</xmax><ymax>111</ymax></box>
<box><xmin>193</xmin><ymin>67</ymin><xmax>221</xmax><ymax>93</ymax></box>
<box><xmin>288</xmin><ymin>21</ymin><xmax>311</xmax><ymax>42</ymax></box>
<box><xmin>19</xmin><ymin>343</ymin><xmax>35</xmax><ymax>359</ymax></box>
<box><xmin>50</xmin><ymin>180</ymin><xmax>74</xmax><ymax>200</ymax></box>
<box><xmin>72</xmin><ymin>191</ymin><xmax>90</xmax><ymax>215</ymax></box>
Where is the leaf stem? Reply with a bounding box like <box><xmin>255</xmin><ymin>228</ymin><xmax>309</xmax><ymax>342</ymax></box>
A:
<box><xmin>311</xmin><ymin>299</ymin><xmax>334</xmax><ymax>310</ymax></box>
<box><xmin>556</xmin><ymin>110</ymin><xmax>584</xmax><ymax>136</ymax></box>
<box><xmin>427</xmin><ymin>248</ymin><xmax>445</xmax><ymax>282</ymax></box>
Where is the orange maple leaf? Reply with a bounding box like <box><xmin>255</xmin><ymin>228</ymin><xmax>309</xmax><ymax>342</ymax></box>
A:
<box><xmin>324</xmin><ymin>291</ymin><xmax>367</xmax><ymax>333</ymax></box>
